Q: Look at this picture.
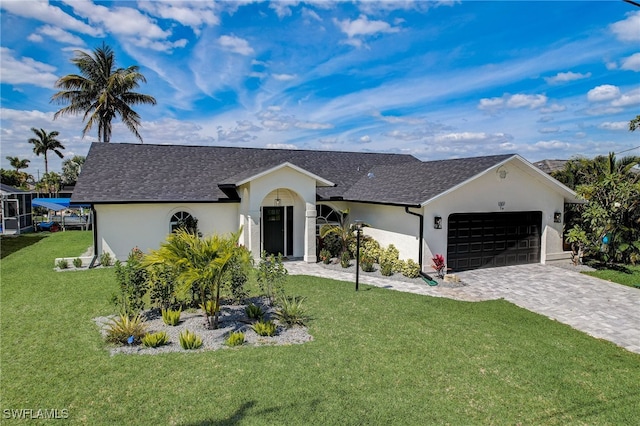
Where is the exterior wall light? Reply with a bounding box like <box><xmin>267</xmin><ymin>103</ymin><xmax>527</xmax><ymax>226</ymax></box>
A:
<box><xmin>554</xmin><ymin>212</ymin><xmax>562</xmax><ymax>223</ymax></box>
<box><xmin>434</xmin><ymin>216</ymin><xmax>442</xmax><ymax>229</ymax></box>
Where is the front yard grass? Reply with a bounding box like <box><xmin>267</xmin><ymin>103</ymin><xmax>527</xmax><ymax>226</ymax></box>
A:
<box><xmin>1</xmin><ymin>232</ymin><xmax>639</xmax><ymax>424</ymax></box>
<box><xmin>583</xmin><ymin>263</ymin><xmax>640</xmax><ymax>289</ymax></box>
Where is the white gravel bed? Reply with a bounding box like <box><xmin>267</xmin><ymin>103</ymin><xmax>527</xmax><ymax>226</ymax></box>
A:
<box><xmin>94</xmin><ymin>301</ymin><xmax>313</xmax><ymax>356</ymax></box>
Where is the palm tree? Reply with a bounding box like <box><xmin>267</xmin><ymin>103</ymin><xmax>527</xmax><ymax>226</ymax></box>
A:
<box><xmin>51</xmin><ymin>43</ymin><xmax>156</xmax><ymax>143</ymax></box>
<box><xmin>5</xmin><ymin>156</ymin><xmax>30</xmax><ymax>172</ymax></box>
<box><xmin>28</xmin><ymin>128</ymin><xmax>65</xmax><ymax>175</ymax></box>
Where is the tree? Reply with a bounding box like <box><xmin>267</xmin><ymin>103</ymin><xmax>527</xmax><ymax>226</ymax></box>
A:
<box><xmin>28</xmin><ymin>128</ymin><xmax>65</xmax><ymax>175</ymax></box>
<box><xmin>143</xmin><ymin>229</ymin><xmax>250</xmax><ymax>329</ymax></box>
<box><xmin>554</xmin><ymin>153</ymin><xmax>640</xmax><ymax>264</ymax></box>
<box><xmin>630</xmin><ymin>114</ymin><xmax>640</xmax><ymax>132</ymax></box>
<box><xmin>51</xmin><ymin>43</ymin><xmax>157</xmax><ymax>143</ymax></box>
<box><xmin>5</xmin><ymin>156</ymin><xmax>30</xmax><ymax>172</ymax></box>
<box><xmin>61</xmin><ymin>155</ymin><xmax>85</xmax><ymax>185</ymax></box>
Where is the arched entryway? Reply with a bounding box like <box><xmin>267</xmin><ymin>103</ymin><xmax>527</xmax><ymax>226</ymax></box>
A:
<box><xmin>262</xmin><ymin>188</ymin><xmax>298</xmax><ymax>257</ymax></box>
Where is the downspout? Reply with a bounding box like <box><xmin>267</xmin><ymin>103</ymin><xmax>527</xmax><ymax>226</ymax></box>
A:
<box><xmin>405</xmin><ymin>206</ymin><xmax>424</xmax><ymax>270</ymax></box>
<box><xmin>88</xmin><ymin>206</ymin><xmax>98</xmax><ymax>268</ymax></box>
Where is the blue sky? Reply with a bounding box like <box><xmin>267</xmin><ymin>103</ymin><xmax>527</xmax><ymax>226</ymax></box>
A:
<box><xmin>1</xmin><ymin>0</ymin><xmax>639</xmax><ymax>176</ymax></box>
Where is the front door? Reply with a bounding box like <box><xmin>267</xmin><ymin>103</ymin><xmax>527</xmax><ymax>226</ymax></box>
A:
<box><xmin>263</xmin><ymin>206</ymin><xmax>285</xmax><ymax>255</ymax></box>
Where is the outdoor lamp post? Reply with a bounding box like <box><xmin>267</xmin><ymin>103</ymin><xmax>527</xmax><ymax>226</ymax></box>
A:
<box><xmin>354</xmin><ymin>220</ymin><xmax>363</xmax><ymax>291</ymax></box>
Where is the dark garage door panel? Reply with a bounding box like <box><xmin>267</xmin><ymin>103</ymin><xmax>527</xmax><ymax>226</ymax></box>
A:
<box><xmin>447</xmin><ymin>211</ymin><xmax>542</xmax><ymax>272</ymax></box>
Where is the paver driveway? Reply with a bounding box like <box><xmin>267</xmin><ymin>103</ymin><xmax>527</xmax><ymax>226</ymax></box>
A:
<box><xmin>287</xmin><ymin>262</ymin><xmax>640</xmax><ymax>354</ymax></box>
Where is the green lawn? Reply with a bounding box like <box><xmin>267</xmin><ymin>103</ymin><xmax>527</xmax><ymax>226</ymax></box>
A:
<box><xmin>583</xmin><ymin>264</ymin><xmax>640</xmax><ymax>289</ymax></box>
<box><xmin>1</xmin><ymin>232</ymin><xmax>639</xmax><ymax>425</ymax></box>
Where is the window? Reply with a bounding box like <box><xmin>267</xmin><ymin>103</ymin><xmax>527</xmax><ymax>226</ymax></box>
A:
<box><xmin>316</xmin><ymin>204</ymin><xmax>341</xmax><ymax>235</ymax></box>
<box><xmin>170</xmin><ymin>211</ymin><xmax>196</xmax><ymax>233</ymax></box>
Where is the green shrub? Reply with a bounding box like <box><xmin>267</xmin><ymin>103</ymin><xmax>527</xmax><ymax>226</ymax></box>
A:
<box><xmin>275</xmin><ymin>296</ymin><xmax>308</xmax><ymax>327</ymax></box>
<box><xmin>100</xmin><ymin>251</ymin><xmax>113</xmax><ymax>267</ymax></box>
<box><xmin>340</xmin><ymin>251</ymin><xmax>351</xmax><ymax>268</ymax></box>
<box><xmin>359</xmin><ymin>250</ymin><xmax>376</xmax><ymax>272</ymax></box>
<box><xmin>111</xmin><ymin>248</ymin><xmax>148</xmax><ymax>317</ymax></box>
<box><xmin>179</xmin><ymin>329</ymin><xmax>203</xmax><ymax>350</ymax></box>
<box><xmin>72</xmin><ymin>257</ymin><xmax>83</xmax><ymax>268</ymax></box>
<box><xmin>147</xmin><ymin>264</ymin><xmax>179</xmax><ymax>310</ymax></box>
<box><xmin>321</xmin><ymin>233</ymin><xmax>342</xmax><ymax>257</ymax></box>
<box><xmin>223</xmin><ymin>245</ymin><xmax>252</xmax><ymax>303</ymax></box>
<box><xmin>142</xmin><ymin>331</ymin><xmax>169</xmax><ymax>348</ymax></box>
<box><xmin>319</xmin><ymin>248</ymin><xmax>332</xmax><ymax>264</ymax></box>
<box><xmin>380</xmin><ymin>244</ymin><xmax>402</xmax><ymax>273</ymax></box>
<box><xmin>251</xmin><ymin>320</ymin><xmax>277</xmax><ymax>337</ymax></box>
<box><xmin>245</xmin><ymin>303</ymin><xmax>264</xmax><ymax>321</ymax></box>
<box><xmin>401</xmin><ymin>259</ymin><xmax>421</xmax><ymax>278</ymax></box>
<box><xmin>256</xmin><ymin>251</ymin><xmax>288</xmax><ymax>305</ymax></box>
<box><xmin>226</xmin><ymin>331</ymin><xmax>245</xmax><ymax>347</ymax></box>
<box><xmin>105</xmin><ymin>314</ymin><xmax>148</xmax><ymax>345</ymax></box>
<box><xmin>161</xmin><ymin>308</ymin><xmax>181</xmax><ymax>326</ymax></box>
<box><xmin>56</xmin><ymin>259</ymin><xmax>69</xmax><ymax>269</ymax></box>
<box><xmin>380</xmin><ymin>259</ymin><xmax>394</xmax><ymax>276</ymax></box>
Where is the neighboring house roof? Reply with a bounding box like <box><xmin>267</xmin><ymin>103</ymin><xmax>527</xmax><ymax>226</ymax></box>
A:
<box><xmin>72</xmin><ymin>143</ymin><xmax>577</xmax><ymax>206</ymax></box>
<box><xmin>1</xmin><ymin>183</ymin><xmax>30</xmax><ymax>195</ymax></box>
<box><xmin>534</xmin><ymin>159</ymin><xmax>567</xmax><ymax>174</ymax></box>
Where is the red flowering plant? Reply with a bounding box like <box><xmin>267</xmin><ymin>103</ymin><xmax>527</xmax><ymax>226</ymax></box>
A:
<box><xmin>431</xmin><ymin>254</ymin><xmax>446</xmax><ymax>279</ymax></box>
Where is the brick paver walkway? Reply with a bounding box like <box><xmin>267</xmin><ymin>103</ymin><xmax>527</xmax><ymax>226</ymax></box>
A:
<box><xmin>286</xmin><ymin>262</ymin><xmax>640</xmax><ymax>354</ymax></box>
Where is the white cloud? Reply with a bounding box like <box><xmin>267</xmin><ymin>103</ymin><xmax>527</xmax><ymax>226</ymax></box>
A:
<box><xmin>544</xmin><ymin>71</ymin><xmax>591</xmax><ymax>84</ymax></box>
<box><xmin>273</xmin><ymin>73</ymin><xmax>297</xmax><ymax>81</ymax></box>
<box><xmin>266</xmin><ymin>143</ymin><xmax>297</xmax><ymax>150</ymax></box>
<box><xmin>620</xmin><ymin>53</ymin><xmax>640</xmax><ymax>72</ymax></box>
<box><xmin>539</xmin><ymin>103</ymin><xmax>566</xmax><ymax>114</ymax></box>
<box><xmin>359</xmin><ymin>135</ymin><xmax>371</xmax><ymax>143</ymax></box>
<box><xmin>539</xmin><ymin>127</ymin><xmax>560</xmax><ymax>134</ymax></box>
<box><xmin>333</xmin><ymin>14</ymin><xmax>399</xmax><ymax>47</ymax></box>
<box><xmin>0</xmin><ymin>0</ymin><xmax>102</xmax><ymax>36</ymax></box>
<box><xmin>599</xmin><ymin>121</ymin><xmax>628</xmax><ymax>130</ymax></box>
<box><xmin>0</xmin><ymin>48</ymin><xmax>58</xmax><ymax>88</ymax></box>
<box><xmin>302</xmin><ymin>7</ymin><xmax>322</xmax><ymax>23</ymax></box>
<box><xmin>610</xmin><ymin>11</ymin><xmax>640</xmax><ymax>42</ymax></box>
<box><xmin>611</xmin><ymin>88</ymin><xmax>640</xmax><ymax>107</ymax></box>
<box><xmin>138</xmin><ymin>0</ymin><xmax>220</xmax><ymax>35</ymax></box>
<box><xmin>218</xmin><ymin>35</ymin><xmax>255</xmax><ymax>56</ymax></box>
<box><xmin>587</xmin><ymin>84</ymin><xmax>621</xmax><ymax>102</ymax></box>
<box><xmin>32</xmin><ymin>25</ymin><xmax>85</xmax><ymax>45</ymax></box>
<box><xmin>478</xmin><ymin>93</ymin><xmax>547</xmax><ymax>111</ymax></box>
<box><xmin>534</xmin><ymin>140</ymin><xmax>571</xmax><ymax>150</ymax></box>
<box><xmin>433</xmin><ymin>132</ymin><xmax>512</xmax><ymax>144</ymax></box>
<box><xmin>269</xmin><ymin>1</ymin><xmax>299</xmax><ymax>18</ymax></box>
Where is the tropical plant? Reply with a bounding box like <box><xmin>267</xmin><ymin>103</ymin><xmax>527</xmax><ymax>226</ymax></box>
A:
<box><xmin>340</xmin><ymin>251</ymin><xmax>351</xmax><ymax>268</ymax></box>
<box><xmin>56</xmin><ymin>259</ymin><xmax>69</xmax><ymax>269</ymax></box>
<box><xmin>112</xmin><ymin>248</ymin><xmax>148</xmax><ymax>317</ymax></box>
<box><xmin>630</xmin><ymin>114</ymin><xmax>640</xmax><ymax>131</ymax></box>
<box><xmin>28</xmin><ymin>128</ymin><xmax>64</xmax><ymax>175</ymax></box>
<box><xmin>105</xmin><ymin>314</ymin><xmax>148</xmax><ymax>345</ymax></box>
<box><xmin>100</xmin><ymin>251</ymin><xmax>113</xmax><ymax>267</ymax></box>
<box><xmin>226</xmin><ymin>331</ymin><xmax>245</xmax><ymax>347</ymax></box>
<box><xmin>274</xmin><ymin>296</ymin><xmax>308</xmax><ymax>327</ymax></box>
<box><xmin>431</xmin><ymin>254</ymin><xmax>446</xmax><ymax>278</ymax></box>
<box><xmin>5</xmin><ymin>156</ymin><xmax>30</xmax><ymax>173</ymax></box>
<box><xmin>51</xmin><ymin>43</ymin><xmax>157</xmax><ymax>143</ymax></box>
<box><xmin>245</xmin><ymin>304</ymin><xmax>264</xmax><ymax>321</ymax></box>
<box><xmin>320</xmin><ymin>209</ymin><xmax>367</xmax><ymax>257</ymax></box>
<box><xmin>179</xmin><ymin>329</ymin><xmax>203</xmax><ymax>350</ymax></box>
<box><xmin>359</xmin><ymin>251</ymin><xmax>376</xmax><ymax>272</ymax></box>
<box><xmin>141</xmin><ymin>331</ymin><xmax>169</xmax><ymax>348</ymax></box>
<box><xmin>37</xmin><ymin>172</ymin><xmax>62</xmax><ymax>195</ymax></box>
<box><xmin>147</xmin><ymin>264</ymin><xmax>179</xmax><ymax>310</ymax></box>
<box><xmin>61</xmin><ymin>155</ymin><xmax>85</xmax><ymax>185</ymax></box>
<box><xmin>251</xmin><ymin>320</ymin><xmax>277</xmax><ymax>337</ymax></box>
<box><xmin>143</xmin><ymin>228</ymin><xmax>248</xmax><ymax>329</ymax></box>
<box><xmin>161</xmin><ymin>308</ymin><xmax>181</xmax><ymax>326</ymax></box>
<box><xmin>319</xmin><ymin>248</ymin><xmax>332</xmax><ymax>264</ymax></box>
<box><xmin>400</xmin><ymin>259</ymin><xmax>421</xmax><ymax>278</ymax></box>
<box><xmin>256</xmin><ymin>251</ymin><xmax>288</xmax><ymax>306</ymax></box>
<box><xmin>222</xmin><ymin>244</ymin><xmax>252</xmax><ymax>303</ymax></box>
<box><xmin>72</xmin><ymin>258</ymin><xmax>83</xmax><ymax>268</ymax></box>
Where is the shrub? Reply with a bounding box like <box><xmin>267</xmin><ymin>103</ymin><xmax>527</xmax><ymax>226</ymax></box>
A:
<box><xmin>400</xmin><ymin>259</ymin><xmax>421</xmax><ymax>278</ymax></box>
<box><xmin>340</xmin><ymin>251</ymin><xmax>351</xmax><ymax>268</ymax></box>
<box><xmin>142</xmin><ymin>331</ymin><xmax>169</xmax><ymax>348</ymax></box>
<box><xmin>179</xmin><ymin>329</ymin><xmax>203</xmax><ymax>350</ymax></box>
<box><xmin>275</xmin><ymin>296</ymin><xmax>308</xmax><ymax>327</ymax></box>
<box><xmin>100</xmin><ymin>252</ymin><xmax>113</xmax><ymax>267</ymax></box>
<box><xmin>321</xmin><ymin>233</ymin><xmax>342</xmax><ymax>257</ymax></box>
<box><xmin>380</xmin><ymin>259</ymin><xmax>394</xmax><ymax>276</ymax></box>
<box><xmin>360</xmin><ymin>251</ymin><xmax>376</xmax><ymax>272</ymax></box>
<box><xmin>223</xmin><ymin>245</ymin><xmax>252</xmax><ymax>303</ymax></box>
<box><xmin>319</xmin><ymin>248</ymin><xmax>332</xmax><ymax>264</ymax></box>
<box><xmin>111</xmin><ymin>248</ymin><xmax>148</xmax><ymax>317</ymax></box>
<box><xmin>147</xmin><ymin>265</ymin><xmax>179</xmax><ymax>310</ymax></box>
<box><xmin>226</xmin><ymin>331</ymin><xmax>245</xmax><ymax>347</ymax></box>
<box><xmin>245</xmin><ymin>303</ymin><xmax>264</xmax><ymax>321</ymax></box>
<box><xmin>56</xmin><ymin>259</ymin><xmax>69</xmax><ymax>269</ymax></box>
<box><xmin>161</xmin><ymin>308</ymin><xmax>181</xmax><ymax>326</ymax></box>
<box><xmin>72</xmin><ymin>258</ymin><xmax>83</xmax><ymax>268</ymax></box>
<box><xmin>251</xmin><ymin>320</ymin><xmax>277</xmax><ymax>337</ymax></box>
<box><xmin>380</xmin><ymin>244</ymin><xmax>402</xmax><ymax>273</ymax></box>
<box><xmin>105</xmin><ymin>314</ymin><xmax>148</xmax><ymax>345</ymax></box>
<box><xmin>256</xmin><ymin>251</ymin><xmax>288</xmax><ymax>305</ymax></box>
<box><xmin>431</xmin><ymin>254</ymin><xmax>446</xmax><ymax>278</ymax></box>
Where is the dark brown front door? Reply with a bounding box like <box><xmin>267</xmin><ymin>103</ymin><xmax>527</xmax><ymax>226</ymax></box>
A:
<box><xmin>447</xmin><ymin>211</ymin><xmax>542</xmax><ymax>272</ymax></box>
<box><xmin>263</xmin><ymin>207</ymin><xmax>284</xmax><ymax>255</ymax></box>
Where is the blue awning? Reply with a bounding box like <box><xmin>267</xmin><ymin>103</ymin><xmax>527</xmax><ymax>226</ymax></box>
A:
<box><xmin>32</xmin><ymin>198</ymin><xmax>90</xmax><ymax>211</ymax></box>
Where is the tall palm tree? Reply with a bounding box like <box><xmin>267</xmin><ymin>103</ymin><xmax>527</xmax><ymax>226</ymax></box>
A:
<box><xmin>5</xmin><ymin>156</ymin><xmax>30</xmax><ymax>172</ymax></box>
<box><xmin>28</xmin><ymin>128</ymin><xmax>65</xmax><ymax>175</ymax></box>
<box><xmin>51</xmin><ymin>43</ymin><xmax>156</xmax><ymax>143</ymax></box>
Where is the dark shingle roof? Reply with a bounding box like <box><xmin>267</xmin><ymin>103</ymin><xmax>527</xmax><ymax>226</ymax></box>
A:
<box><xmin>71</xmin><ymin>143</ymin><xmax>421</xmax><ymax>204</ymax></box>
<box><xmin>533</xmin><ymin>159</ymin><xmax>567</xmax><ymax>174</ymax></box>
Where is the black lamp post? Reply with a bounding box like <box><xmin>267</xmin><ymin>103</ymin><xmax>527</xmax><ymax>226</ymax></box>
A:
<box><xmin>354</xmin><ymin>220</ymin><xmax>363</xmax><ymax>291</ymax></box>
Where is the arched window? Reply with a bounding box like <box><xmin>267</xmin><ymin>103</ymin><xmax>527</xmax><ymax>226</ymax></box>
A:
<box><xmin>316</xmin><ymin>204</ymin><xmax>341</xmax><ymax>235</ymax></box>
<box><xmin>170</xmin><ymin>211</ymin><xmax>197</xmax><ymax>234</ymax></box>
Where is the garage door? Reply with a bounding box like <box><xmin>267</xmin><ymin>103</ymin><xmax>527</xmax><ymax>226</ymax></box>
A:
<box><xmin>447</xmin><ymin>211</ymin><xmax>542</xmax><ymax>271</ymax></box>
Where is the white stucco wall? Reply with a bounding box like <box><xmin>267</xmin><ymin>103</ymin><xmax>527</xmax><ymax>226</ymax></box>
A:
<box><xmin>347</xmin><ymin>202</ymin><xmax>421</xmax><ymax>261</ymax></box>
<box><xmin>421</xmin><ymin>158</ymin><xmax>566</xmax><ymax>270</ymax></box>
<box><xmin>96</xmin><ymin>203</ymin><xmax>239</xmax><ymax>260</ymax></box>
